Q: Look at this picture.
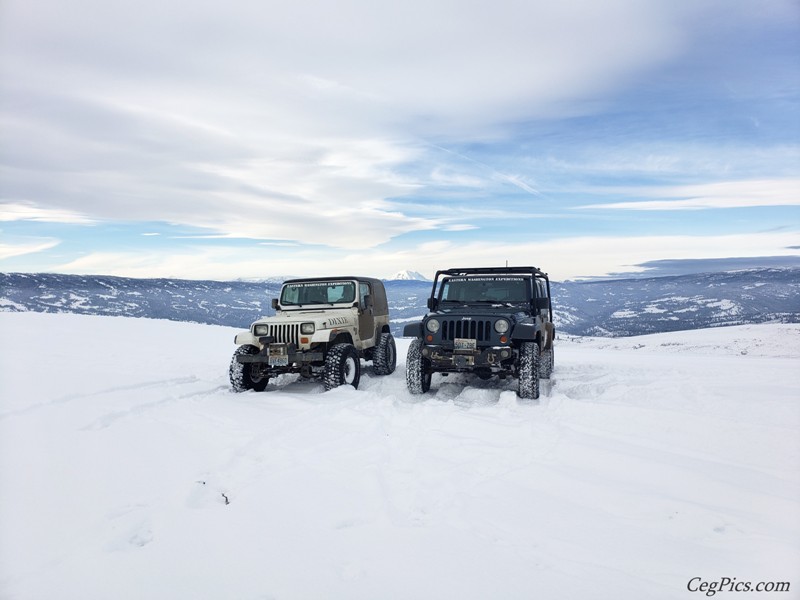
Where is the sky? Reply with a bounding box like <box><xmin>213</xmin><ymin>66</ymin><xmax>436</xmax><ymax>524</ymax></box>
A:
<box><xmin>1</xmin><ymin>0</ymin><xmax>798</xmax><ymax>281</ymax></box>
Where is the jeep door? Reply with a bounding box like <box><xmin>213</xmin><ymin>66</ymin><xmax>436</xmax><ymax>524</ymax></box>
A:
<box><xmin>358</xmin><ymin>281</ymin><xmax>375</xmax><ymax>342</ymax></box>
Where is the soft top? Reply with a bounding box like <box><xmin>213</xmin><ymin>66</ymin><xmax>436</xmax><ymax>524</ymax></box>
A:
<box><xmin>280</xmin><ymin>276</ymin><xmax>388</xmax><ymax>313</ymax></box>
<box><xmin>283</xmin><ymin>276</ymin><xmax>383</xmax><ymax>285</ymax></box>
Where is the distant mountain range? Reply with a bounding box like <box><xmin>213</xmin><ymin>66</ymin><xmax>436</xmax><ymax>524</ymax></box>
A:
<box><xmin>1</xmin><ymin>269</ymin><xmax>798</xmax><ymax>337</ymax></box>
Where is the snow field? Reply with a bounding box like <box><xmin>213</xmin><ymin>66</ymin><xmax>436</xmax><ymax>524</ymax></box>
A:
<box><xmin>1</xmin><ymin>313</ymin><xmax>798</xmax><ymax>599</ymax></box>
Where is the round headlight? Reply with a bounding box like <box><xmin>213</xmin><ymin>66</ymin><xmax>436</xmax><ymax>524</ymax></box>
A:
<box><xmin>301</xmin><ymin>322</ymin><xmax>315</xmax><ymax>334</ymax></box>
<box><xmin>494</xmin><ymin>319</ymin><xmax>509</xmax><ymax>333</ymax></box>
<box><xmin>426</xmin><ymin>319</ymin><xmax>440</xmax><ymax>333</ymax></box>
<box><xmin>253</xmin><ymin>324</ymin><xmax>269</xmax><ymax>336</ymax></box>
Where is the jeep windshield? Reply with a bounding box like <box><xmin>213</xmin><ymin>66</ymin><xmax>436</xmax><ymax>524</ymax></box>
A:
<box><xmin>280</xmin><ymin>281</ymin><xmax>356</xmax><ymax>306</ymax></box>
<box><xmin>439</xmin><ymin>277</ymin><xmax>530</xmax><ymax>305</ymax></box>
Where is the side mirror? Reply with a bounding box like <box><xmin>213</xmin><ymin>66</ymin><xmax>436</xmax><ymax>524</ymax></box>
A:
<box><xmin>427</xmin><ymin>298</ymin><xmax>439</xmax><ymax>311</ymax></box>
<box><xmin>533</xmin><ymin>297</ymin><xmax>549</xmax><ymax>310</ymax></box>
<box><xmin>271</xmin><ymin>298</ymin><xmax>279</xmax><ymax>310</ymax></box>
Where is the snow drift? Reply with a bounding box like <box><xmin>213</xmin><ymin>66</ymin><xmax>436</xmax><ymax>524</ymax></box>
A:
<box><xmin>0</xmin><ymin>313</ymin><xmax>798</xmax><ymax>599</ymax></box>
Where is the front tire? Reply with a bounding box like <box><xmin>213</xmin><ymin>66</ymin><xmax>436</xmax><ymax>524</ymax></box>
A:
<box><xmin>518</xmin><ymin>342</ymin><xmax>540</xmax><ymax>399</ymax></box>
<box><xmin>324</xmin><ymin>343</ymin><xmax>361</xmax><ymax>390</ymax></box>
<box><xmin>229</xmin><ymin>345</ymin><xmax>269</xmax><ymax>392</ymax></box>
<box><xmin>372</xmin><ymin>332</ymin><xmax>397</xmax><ymax>375</ymax></box>
<box><xmin>406</xmin><ymin>338</ymin><xmax>432</xmax><ymax>394</ymax></box>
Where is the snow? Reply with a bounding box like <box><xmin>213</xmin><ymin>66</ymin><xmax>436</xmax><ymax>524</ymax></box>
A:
<box><xmin>387</xmin><ymin>270</ymin><xmax>430</xmax><ymax>281</ymax></box>
<box><xmin>643</xmin><ymin>304</ymin><xmax>668</xmax><ymax>314</ymax></box>
<box><xmin>1</xmin><ymin>313</ymin><xmax>799</xmax><ymax>599</ymax></box>
<box><xmin>0</xmin><ymin>299</ymin><xmax>26</xmax><ymax>311</ymax></box>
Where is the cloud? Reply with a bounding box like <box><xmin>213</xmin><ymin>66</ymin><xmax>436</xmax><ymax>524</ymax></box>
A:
<box><xmin>622</xmin><ymin>256</ymin><xmax>800</xmax><ymax>277</ymax></box>
<box><xmin>0</xmin><ymin>237</ymin><xmax>60</xmax><ymax>260</ymax></box>
<box><xmin>578</xmin><ymin>179</ymin><xmax>800</xmax><ymax>211</ymax></box>
<box><xmin>0</xmin><ymin>0</ymin><xmax>712</xmax><ymax>250</ymax></box>
<box><xmin>370</xmin><ymin>231</ymin><xmax>800</xmax><ymax>280</ymax></box>
<box><xmin>3</xmin><ymin>0</ymin><xmax>796</xmax><ymax>279</ymax></box>
<box><xmin>0</xmin><ymin>202</ymin><xmax>95</xmax><ymax>224</ymax></box>
<box><xmin>443</xmin><ymin>224</ymin><xmax>479</xmax><ymax>232</ymax></box>
<box><xmin>49</xmin><ymin>230</ymin><xmax>800</xmax><ymax>281</ymax></box>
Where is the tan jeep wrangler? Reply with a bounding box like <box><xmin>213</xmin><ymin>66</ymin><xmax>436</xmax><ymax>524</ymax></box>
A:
<box><xmin>229</xmin><ymin>276</ymin><xmax>396</xmax><ymax>392</ymax></box>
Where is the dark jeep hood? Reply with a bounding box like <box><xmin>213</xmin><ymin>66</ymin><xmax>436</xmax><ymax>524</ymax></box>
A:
<box><xmin>430</xmin><ymin>306</ymin><xmax>530</xmax><ymax>321</ymax></box>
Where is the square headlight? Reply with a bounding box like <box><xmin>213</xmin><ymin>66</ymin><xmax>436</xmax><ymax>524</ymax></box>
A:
<box><xmin>301</xmin><ymin>322</ymin><xmax>315</xmax><ymax>334</ymax></box>
<box><xmin>253</xmin><ymin>324</ymin><xmax>269</xmax><ymax>336</ymax></box>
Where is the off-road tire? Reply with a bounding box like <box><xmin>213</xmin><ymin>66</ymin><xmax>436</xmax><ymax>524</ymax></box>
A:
<box><xmin>324</xmin><ymin>343</ymin><xmax>361</xmax><ymax>390</ymax></box>
<box><xmin>229</xmin><ymin>345</ymin><xmax>269</xmax><ymax>392</ymax></box>
<box><xmin>539</xmin><ymin>347</ymin><xmax>554</xmax><ymax>380</ymax></box>
<box><xmin>406</xmin><ymin>338</ymin><xmax>432</xmax><ymax>394</ymax></box>
<box><xmin>518</xmin><ymin>342</ymin><xmax>540</xmax><ymax>400</ymax></box>
<box><xmin>372</xmin><ymin>332</ymin><xmax>397</xmax><ymax>375</ymax></box>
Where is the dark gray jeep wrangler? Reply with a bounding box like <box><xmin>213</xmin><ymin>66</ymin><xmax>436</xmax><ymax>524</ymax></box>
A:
<box><xmin>403</xmin><ymin>266</ymin><xmax>554</xmax><ymax>399</ymax></box>
<box><xmin>230</xmin><ymin>276</ymin><xmax>396</xmax><ymax>392</ymax></box>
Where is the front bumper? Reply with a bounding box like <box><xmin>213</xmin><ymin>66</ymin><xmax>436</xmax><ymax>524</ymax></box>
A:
<box><xmin>237</xmin><ymin>341</ymin><xmax>324</xmax><ymax>367</ymax></box>
<box><xmin>421</xmin><ymin>344</ymin><xmax>516</xmax><ymax>371</ymax></box>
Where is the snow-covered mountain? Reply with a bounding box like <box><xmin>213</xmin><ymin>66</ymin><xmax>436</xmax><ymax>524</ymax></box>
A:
<box><xmin>1</xmin><ymin>268</ymin><xmax>798</xmax><ymax>337</ymax></box>
<box><xmin>552</xmin><ymin>268</ymin><xmax>800</xmax><ymax>336</ymax></box>
<box><xmin>1</xmin><ymin>311</ymin><xmax>797</xmax><ymax>599</ymax></box>
<box><xmin>386</xmin><ymin>269</ymin><xmax>430</xmax><ymax>281</ymax></box>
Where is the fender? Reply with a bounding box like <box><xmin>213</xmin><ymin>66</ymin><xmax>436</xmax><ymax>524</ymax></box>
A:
<box><xmin>511</xmin><ymin>321</ymin><xmax>539</xmax><ymax>342</ymax></box>
<box><xmin>309</xmin><ymin>328</ymin><xmax>335</xmax><ymax>344</ymax></box>
<box><xmin>234</xmin><ymin>330</ymin><xmax>258</xmax><ymax>346</ymax></box>
<box><xmin>329</xmin><ymin>331</ymin><xmax>355</xmax><ymax>346</ymax></box>
<box><xmin>403</xmin><ymin>321</ymin><xmax>423</xmax><ymax>338</ymax></box>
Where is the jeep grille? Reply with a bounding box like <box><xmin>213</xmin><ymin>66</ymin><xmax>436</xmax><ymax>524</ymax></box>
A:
<box><xmin>267</xmin><ymin>324</ymin><xmax>300</xmax><ymax>345</ymax></box>
<box><xmin>440</xmin><ymin>319</ymin><xmax>493</xmax><ymax>342</ymax></box>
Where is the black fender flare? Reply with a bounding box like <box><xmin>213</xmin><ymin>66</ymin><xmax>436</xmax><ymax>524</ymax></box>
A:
<box><xmin>511</xmin><ymin>321</ymin><xmax>540</xmax><ymax>343</ymax></box>
<box><xmin>403</xmin><ymin>321</ymin><xmax>423</xmax><ymax>338</ymax></box>
<box><xmin>329</xmin><ymin>331</ymin><xmax>354</xmax><ymax>346</ymax></box>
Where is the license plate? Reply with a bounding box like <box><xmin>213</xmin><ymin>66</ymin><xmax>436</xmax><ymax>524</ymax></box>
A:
<box><xmin>454</xmin><ymin>338</ymin><xmax>477</xmax><ymax>351</ymax></box>
<box><xmin>268</xmin><ymin>344</ymin><xmax>289</xmax><ymax>366</ymax></box>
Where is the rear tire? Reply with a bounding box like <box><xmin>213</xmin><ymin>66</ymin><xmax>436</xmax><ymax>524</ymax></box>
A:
<box><xmin>406</xmin><ymin>338</ymin><xmax>432</xmax><ymax>394</ymax></box>
<box><xmin>372</xmin><ymin>332</ymin><xmax>397</xmax><ymax>375</ymax></box>
<box><xmin>229</xmin><ymin>345</ymin><xmax>269</xmax><ymax>392</ymax></box>
<box><xmin>324</xmin><ymin>343</ymin><xmax>361</xmax><ymax>390</ymax></box>
<box><xmin>518</xmin><ymin>342</ymin><xmax>540</xmax><ymax>399</ymax></box>
<box><xmin>539</xmin><ymin>347</ymin><xmax>554</xmax><ymax>379</ymax></box>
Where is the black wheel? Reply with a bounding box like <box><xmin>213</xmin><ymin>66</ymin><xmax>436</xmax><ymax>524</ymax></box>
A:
<box><xmin>372</xmin><ymin>332</ymin><xmax>397</xmax><ymax>375</ymax></box>
<box><xmin>539</xmin><ymin>346</ymin><xmax>554</xmax><ymax>379</ymax></box>
<box><xmin>518</xmin><ymin>342</ymin><xmax>540</xmax><ymax>399</ymax></box>
<box><xmin>324</xmin><ymin>343</ymin><xmax>361</xmax><ymax>390</ymax></box>
<box><xmin>229</xmin><ymin>345</ymin><xmax>269</xmax><ymax>392</ymax></box>
<box><xmin>406</xmin><ymin>338</ymin><xmax>432</xmax><ymax>394</ymax></box>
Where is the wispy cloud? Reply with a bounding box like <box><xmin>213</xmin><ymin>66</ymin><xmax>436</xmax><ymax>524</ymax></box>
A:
<box><xmin>578</xmin><ymin>179</ymin><xmax>800</xmax><ymax>211</ymax></box>
<box><xmin>0</xmin><ymin>202</ymin><xmax>95</xmax><ymax>224</ymax></box>
<box><xmin>0</xmin><ymin>237</ymin><xmax>60</xmax><ymax>260</ymax></box>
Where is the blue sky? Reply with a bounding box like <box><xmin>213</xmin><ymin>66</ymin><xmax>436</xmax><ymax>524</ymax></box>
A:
<box><xmin>1</xmin><ymin>0</ymin><xmax>798</xmax><ymax>281</ymax></box>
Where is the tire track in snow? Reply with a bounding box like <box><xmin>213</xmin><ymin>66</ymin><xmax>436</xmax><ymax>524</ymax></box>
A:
<box><xmin>0</xmin><ymin>376</ymin><xmax>202</xmax><ymax>420</ymax></box>
<box><xmin>81</xmin><ymin>384</ymin><xmax>230</xmax><ymax>430</ymax></box>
